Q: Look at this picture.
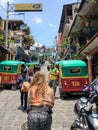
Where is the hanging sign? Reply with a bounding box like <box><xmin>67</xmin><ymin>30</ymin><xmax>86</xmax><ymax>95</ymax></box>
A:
<box><xmin>14</xmin><ymin>3</ymin><xmax>42</xmax><ymax>12</ymax></box>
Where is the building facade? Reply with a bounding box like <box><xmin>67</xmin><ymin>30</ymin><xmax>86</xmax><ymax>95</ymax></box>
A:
<box><xmin>58</xmin><ymin>0</ymin><xmax>98</xmax><ymax>83</ymax></box>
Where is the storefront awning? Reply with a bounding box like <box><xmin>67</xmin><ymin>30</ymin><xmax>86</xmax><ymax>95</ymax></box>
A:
<box><xmin>0</xmin><ymin>46</ymin><xmax>10</xmax><ymax>54</ymax></box>
<box><xmin>16</xmin><ymin>46</ymin><xmax>30</xmax><ymax>62</ymax></box>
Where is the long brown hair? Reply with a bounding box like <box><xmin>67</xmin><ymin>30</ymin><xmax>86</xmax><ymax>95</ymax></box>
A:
<box><xmin>30</xmin><ymin>71</ymin><xmax>48</xmax><ymax>97</ymax></box>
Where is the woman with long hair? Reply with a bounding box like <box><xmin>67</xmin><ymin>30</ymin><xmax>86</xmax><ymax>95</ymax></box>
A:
<box><xmin>27</xmin><ymin>71</ymin><xmax>54</xmax><ymax>130</ymax></box>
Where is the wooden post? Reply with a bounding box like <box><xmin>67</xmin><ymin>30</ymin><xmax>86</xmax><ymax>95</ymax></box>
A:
<box><xmin>86</xmin><ymin>55</ymin><xmax>93</xmax><ymax>84</ymax></box>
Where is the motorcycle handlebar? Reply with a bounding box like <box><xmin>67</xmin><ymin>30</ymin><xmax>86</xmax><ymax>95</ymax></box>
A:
<box><xmin>90</xmin><ymin>78</ymin><xmax>98</xmax><ymax>87</ymax></box>
<box><xmin>83</xmin><ymin>78</ymin><xmax>98</xmax><ymax>92</ymax></box>
<box><xmin>88</xmin><ymin>93</ymin><xmax>98</xmax><ymax>103</ymax></box>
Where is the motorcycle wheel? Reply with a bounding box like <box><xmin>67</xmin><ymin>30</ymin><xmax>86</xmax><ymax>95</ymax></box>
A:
<box><xmin>70</xmin><ymin>124</ymin><xmax>80</xmax><ymax>130</ymax></box>
<box><xmin>70</xmin><ymin>125</ymin><xmax>90</xmax><ymax>130</ymax></box>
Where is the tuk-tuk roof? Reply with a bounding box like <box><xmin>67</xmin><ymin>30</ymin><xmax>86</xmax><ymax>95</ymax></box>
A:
<box><xmin>55</xmin><ymin>61</ymin><xmax>59</xmax><ymax>65</ymax></box>
<box><xmin>0</xmin><ymin>60</ymin><xmax>25</xmax><ymax>65</ymax></box>
<box><xmin>26</xmin><ymin>62</ymin><xmax>35</xmax><ymax>67</ymax></box>
<box><xmin>26</xmin><ymin>62</ymin><xmax>34</xmax><ymax>65</ymax></box>
<box><xmin>31</xmin><ymin>61</ymin><xmax>40</xmax><ymax>65</ymax></box>
<box><xmin>59</xmin><ymin>60</ymin><xmax>87</xmax><ymax>67</ymax></box>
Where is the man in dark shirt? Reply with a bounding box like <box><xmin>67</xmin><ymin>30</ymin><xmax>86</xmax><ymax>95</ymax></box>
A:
<box><xmin>17</xmin><ymin>70</ymin><xmax>31</xmax><ymax>112</ymax></box>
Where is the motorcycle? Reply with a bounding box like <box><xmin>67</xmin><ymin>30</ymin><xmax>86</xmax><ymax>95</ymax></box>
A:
<box><xmin>70</xmin><ymin>77</ymin><xmax>98</xmax><ymax>130</ymax></box>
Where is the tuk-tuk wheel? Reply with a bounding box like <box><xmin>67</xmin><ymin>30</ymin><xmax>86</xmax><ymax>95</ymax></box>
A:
<box><xmin>59</xmin><ymin>90</ymin><xmax>68</xmax><ymax>99</ymax></box>
<box><xmin>0</xmin><ymin>84</ymin><xmax>3</xmax><ymax>91</ymax></box>
<box><xmin>11</xmin><ymin>85</ymin><xmax>17</xmax><ymax>91</ymax></box>
<box><xmin>60</xmin><ymin>94</ymin><xmax>68</xmax><ymax>100</ymax></box>
<box><xmin>59</xmin><ymin>87</ymin><xmax>67</xmax><ymax>99</ymax></box>
<box><xmin>60</xmin><ymin>95</ymin><xmax>65</xmax><ymax>100</ymax></box>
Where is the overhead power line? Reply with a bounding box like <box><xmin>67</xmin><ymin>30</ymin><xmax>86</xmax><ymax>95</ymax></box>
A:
<box><xmin>0</xmin><ymin>2</ymin><xmax>6</xmax><ymax>12</ymax></box>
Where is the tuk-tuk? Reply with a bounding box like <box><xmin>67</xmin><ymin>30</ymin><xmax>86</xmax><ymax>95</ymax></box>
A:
<box><xmin>0</xmin><ymin>60</ymin><xmax>25</xmax><ymax>90</ymax></box>
<box><xmin>26</xmin><ymin>62</ymin><xmax>34</xmax><ymax>76</ymax></box>
<box><xmin>59</xmin><ymin>60</ymin><xmax>89</xmax><ymax>98</ymax></box>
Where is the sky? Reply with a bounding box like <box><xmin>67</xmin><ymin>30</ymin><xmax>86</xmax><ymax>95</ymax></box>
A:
<box><xmin>0</xmin><ymin>0</ymin><xmax>79</xmax><ymax>48</ymax></box>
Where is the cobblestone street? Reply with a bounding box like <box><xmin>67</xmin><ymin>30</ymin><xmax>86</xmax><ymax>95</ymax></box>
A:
<box><xmin>0</xmin><ymin>86</ymin><xmax>78</xmax><ymax>130</ymax></box>
<box><xmin>0</xmin><ymin>0</ymin><xmax>97</xmax><ymax>129</ymax></box>
<box><xmin>0</xmin><ymin>63</ymin><xmax>78</xmax><ymax>130</ymax></box>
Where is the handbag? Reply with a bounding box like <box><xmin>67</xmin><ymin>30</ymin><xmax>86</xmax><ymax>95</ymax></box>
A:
<box><xmin>21</xmin><ymin>82</ymin><xmax>30</xmax><ymax>92</ymax></box>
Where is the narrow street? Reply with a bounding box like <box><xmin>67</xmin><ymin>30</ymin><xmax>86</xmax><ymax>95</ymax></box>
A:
<box><xmin>0</xmin><ymin>62</ymin><xmax>78</xmax><ymax>130</ymax></box>
<box><xmin>0</xmin><ymin>0</ymin><xmax>98</xmax><ymax>129</ymax></box>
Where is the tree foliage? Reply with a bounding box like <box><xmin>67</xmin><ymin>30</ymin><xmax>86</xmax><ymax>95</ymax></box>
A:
<box><xmin>60</xmin><ymin>36</ymin><xmax>72</xmax><ymax>49</ymax></box>
<box><xmin>60</xmin><ymin>40</ymin><xmax>69</xmax><ymax>48</ymax></box>
<box><xmin>71</xmin><ymin>53</ymin><xmax>82</xmax><ymax>59</ymax></box>
<box><xmin>25</xmin><ymin>27</ymin><xmax>31</xmax><ymax>35</ymax></box>
<box><xmin>31</xmin><ymin>54</ymin><xmax>38</xmax><ymax>61</ymax></box>
<box><xmin>0</xmin><ymin>35</ymin><xmax>4</xmax><ymax>45</ymax></box>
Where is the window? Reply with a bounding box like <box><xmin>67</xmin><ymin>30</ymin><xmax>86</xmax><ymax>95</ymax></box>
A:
<box><xmin>66</xmin><ymin>6</ymin><xmax>72</xmax><ymax>16</ymax></box>
<box><xmin>70</xmin><ymin>68</ymin><xmax>80</xmax><ymax>74</ymax></box>
<box><xmin>3</xmin><ymin>66</ymin><xmax>11</xmax><ymax>71</ymax></box>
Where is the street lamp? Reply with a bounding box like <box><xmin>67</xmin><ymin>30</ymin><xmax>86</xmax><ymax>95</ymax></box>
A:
<box><xmin>5</xmin><ymin>1</ymin><xmax>25</xmax><ymax>48</ymax></box>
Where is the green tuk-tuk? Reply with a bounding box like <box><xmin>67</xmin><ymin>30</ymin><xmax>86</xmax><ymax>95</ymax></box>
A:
<box><xmin>0</xmin><ymin>60</ymin><xmax>25</xmax><ymax>90</ymax></box>
<box><xmin>59</xmin><ymin>60</ymin><xmax>89</xmax><ymax>99</ymax></box>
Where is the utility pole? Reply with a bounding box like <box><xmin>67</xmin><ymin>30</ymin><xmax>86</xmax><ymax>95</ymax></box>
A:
<box><xmin>54</xmin><ymin>36</ymin><xmax>58</xmax><ymax>62</ymax></box>
<box><xmin>5</xmin><ymin>2</ymin><xmax>43</xmax><ymax>49</ymax></box>
<box><xmin>5</xmin><ymin>2</ymin><xmax>25</xmax><ymax>49</ymax></box>
<box><xmin>5</xmin><ymin>1</ymin><xmax>9</xmax><ymax>48</ymax></box>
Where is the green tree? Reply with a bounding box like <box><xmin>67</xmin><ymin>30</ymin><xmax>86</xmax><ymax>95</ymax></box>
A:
<box><xmin>71</xmin><ymin>53</ymin><xmax>82</xmax><ymax>59</ymax></box>
<box><xmin>25</xmin><ymin>27</ymin><xmax>31</xmax><ymax>35</ymax></box>
<box><xmin>60</xmin><ymin>40</ymin><xmax>69</xmax><ymax>49</ymax></box>
<box><xmin>31</xmin><ymin>54</ymin><xmax>38</xmax><ymax>61</ymax></box>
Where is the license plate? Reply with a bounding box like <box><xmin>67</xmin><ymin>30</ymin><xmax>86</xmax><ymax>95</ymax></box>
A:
<box><xmin>3</xmin><ymin>76</ymin><xmax>9</xmax><ymax>80</ymax></box>
<box><xmin>72</xmin><ymin>81</ymin><xmax>80</xmax><ymax>87</ymax></box>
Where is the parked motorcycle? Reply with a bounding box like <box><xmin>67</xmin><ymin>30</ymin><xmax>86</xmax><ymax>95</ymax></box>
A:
<box><xmin>83</xmin><ymin>76</ymin><xmax>98</xmax><ymax>94</ymax></box>
<box><xmin>70</xmin><ymin>77</ymin><xmax>98</xmax><ymax>130</ymax></box>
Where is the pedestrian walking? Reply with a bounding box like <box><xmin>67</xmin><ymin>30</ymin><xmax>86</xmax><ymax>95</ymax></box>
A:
<box><xmin>17</xmin><ymin>69</ymin><xmax>31</xmax><ymax>112</ymax></box>
<box><xmin>21</xmin><ymin>64</ymin><xmax>29</xmax><ymax>75</ymax></box>
<box><xmin>48</xmin><ymin>62</ymin><xmax>59</xmax><ymax>96</ymax></box>
<box><xmin>27</xmin><ymin>71</ymin><xmax>54</xmax><ymax>130</ymax></box>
